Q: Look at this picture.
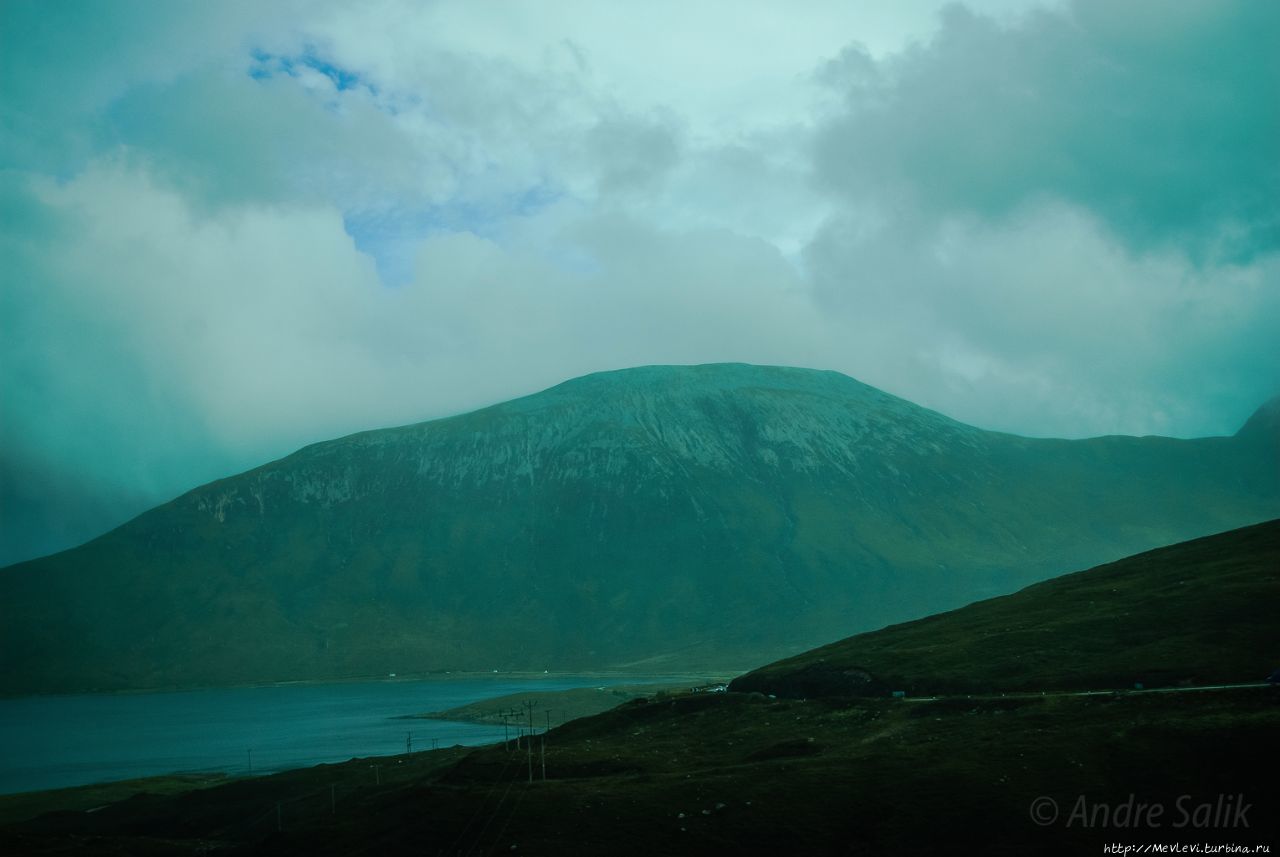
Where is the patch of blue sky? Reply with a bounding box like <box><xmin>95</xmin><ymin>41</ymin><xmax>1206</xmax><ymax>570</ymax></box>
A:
<box><xmin>248</xmin><ymin>48</ymin><xmax>370</xmax><ymax>94</ymax></box>
<box><xmin>343</xmin><ymin>214</ymin><xmax>420</xmax><ymax>288</ymax></box>
<box><xmin>305</xmin><ymin>57</ymin><xmax>361</xmax><ymax>92</ymax></box>
<box><xmin>248</xmin><ymin>48</ymin><xmax>292</xmax><ymax>81</ymax></box>
<box><xmin>513</xmin><ymin>184</ymin><xmax>561</xmax><ymax>217</ymax></box>
<box><xmin>344</xmin><ymin>185</ymin><xmax>567</xmax><ymax>288</ymax></box>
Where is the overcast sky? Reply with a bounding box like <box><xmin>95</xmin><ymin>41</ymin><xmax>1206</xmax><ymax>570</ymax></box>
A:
<box><xmin>2</xmin><ymin>0</ymin><xmax>1277</xmax><ymax>565</ymax></box>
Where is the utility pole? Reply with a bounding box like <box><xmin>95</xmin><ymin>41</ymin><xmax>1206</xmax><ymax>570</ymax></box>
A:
<box><xmin>406</xmin><ymin>731</ymin><xmax>412</xmax><ymax>754</ymax></box>
<box><xmin>247</xmin><ymin>749</ymin><xmax>253</xmax><ymax>775</ymax></box>
<box><xmin>540</xmin><ymin>731</ymin><xmax>546</xmax><ymax>781</ymax></box>
<box><xmin>525</xmin><ymin>700</ymin><xmax>535</xmax><ymax>783</ymax></box>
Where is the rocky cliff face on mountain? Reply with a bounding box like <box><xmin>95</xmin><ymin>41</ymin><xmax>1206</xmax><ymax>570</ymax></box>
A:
<box><xmin>2</xmin><ymin>364</ymin><xmax>1277</xmax><ymax>693</ymax></box>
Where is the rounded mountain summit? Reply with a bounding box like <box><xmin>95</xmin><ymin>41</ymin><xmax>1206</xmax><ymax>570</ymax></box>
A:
<box><xmin>3</xmin><ymin>364</ymin><xmax>1277</xmax><ymax>693</ymax></box>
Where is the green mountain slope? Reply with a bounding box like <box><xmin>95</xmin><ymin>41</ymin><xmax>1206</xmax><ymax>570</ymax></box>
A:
<box><xmin>2</xmin><ymin>364</ymin><xmax>1277</xmax><ymax>693</ymax></box>
<box><xmin>731</xmin><ymin>518</ymin><xmax>1280</xmax><ymax>697</ymax></box>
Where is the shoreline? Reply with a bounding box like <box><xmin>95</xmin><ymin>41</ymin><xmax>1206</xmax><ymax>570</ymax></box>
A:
<box><xmin>0</xmin><ymin>668</ymin><xmax>748</xmax><ymax>701</ymax></box>
<box><xmin>0</xmin><ymin>672</ymin><xmax>739</xmax><ymax>799</ymax></box>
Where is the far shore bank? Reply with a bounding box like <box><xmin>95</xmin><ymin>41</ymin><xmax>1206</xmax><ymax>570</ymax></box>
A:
<box><xmin>403</xmin><ymin>678</ymin><xmax>734</xmax><ymax>726</ymax></box>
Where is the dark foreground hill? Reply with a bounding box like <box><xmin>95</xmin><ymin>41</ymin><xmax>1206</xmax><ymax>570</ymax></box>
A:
<box><xmin>731</xmin><ymin>518</ymin><xmax>1280</xmax><ymax>698</ymax></box>
<box><xmin>3</xmin><ymin>526</ymin><xmax>1276</xmax><ymax>855</ymax></box>
<box><xmin>2</xmin><ymin>364</ymin><xmax>1278</xmax><ymax>693</ymax></box>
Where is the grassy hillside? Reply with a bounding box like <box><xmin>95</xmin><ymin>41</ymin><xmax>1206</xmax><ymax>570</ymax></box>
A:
<box><xmin>730</xmin><ymin>519</ymin><xmax>1280</xmax><ymax>697</ymax></box>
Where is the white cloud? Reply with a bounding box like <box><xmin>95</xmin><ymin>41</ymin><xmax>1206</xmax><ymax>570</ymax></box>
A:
<box><xmin>2</xmin><ymin>159</ymin><xmax>831</xmax><ymax>490</ymax></box>
<box><xmin>805</xmin><ymin>201</ymin><xmax>1280</xmax><ymax>437</ymax></box>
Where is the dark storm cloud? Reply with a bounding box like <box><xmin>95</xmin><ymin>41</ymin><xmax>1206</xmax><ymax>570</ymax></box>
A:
<box><xmin>814</xmin><ymin>0</ymin><xmax>1280</xmax><ymax>262</ymax></box>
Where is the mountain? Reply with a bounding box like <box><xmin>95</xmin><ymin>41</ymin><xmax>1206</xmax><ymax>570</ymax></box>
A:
<box><xmin>730</xmin><ymin>518</ymin><xmax>1280</xmax><ymax>698</ymax></box>
<box><xmin>1</xmin><ymin>363</ymin><xmax>1277</xmax><ymax>693</ymax></box>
